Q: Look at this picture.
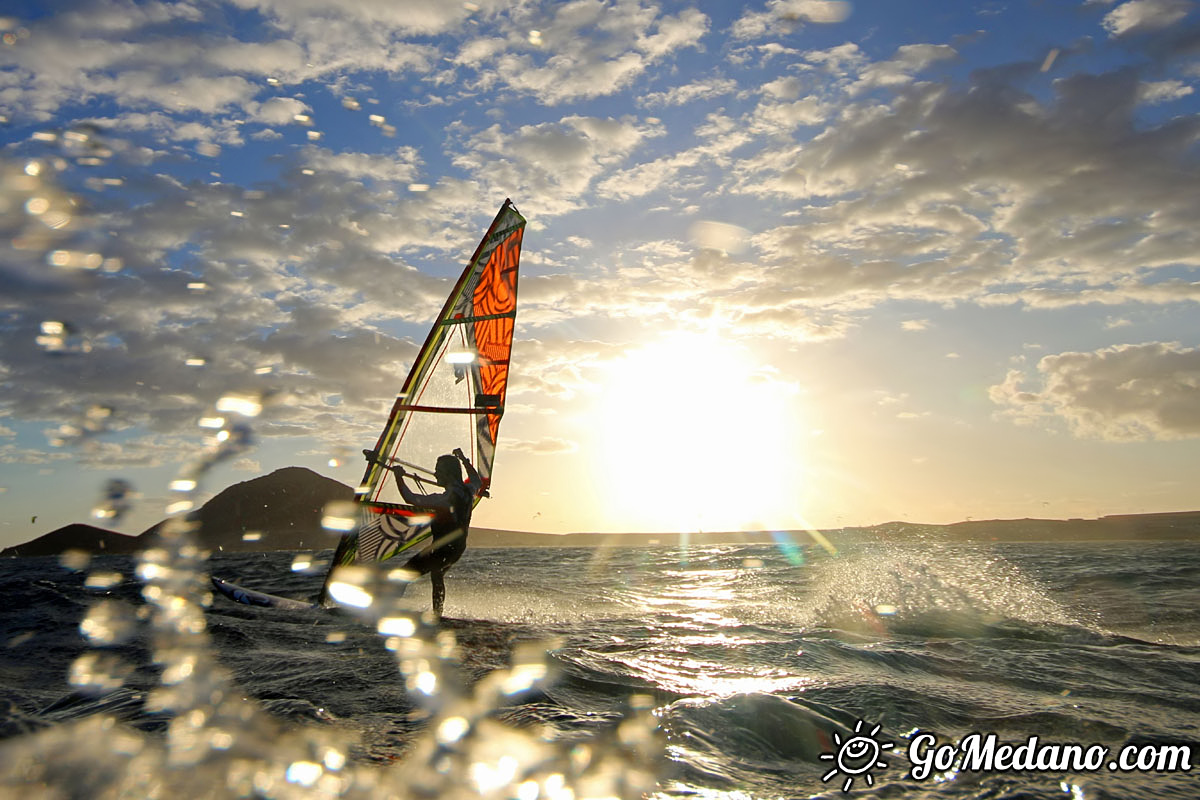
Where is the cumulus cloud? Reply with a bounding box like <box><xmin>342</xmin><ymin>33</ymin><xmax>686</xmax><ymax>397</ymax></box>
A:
<box><xmin>1102</xmin><ymin>0</ymin><xmax>1193</xmax><ymax>36</ymax></box>
<box><xmin>990</xmin><ymin>342</ymin><xmax>1200</xmax><ymax>440</ymax></box>
<box><xmin>731</xmin><ymin>0</ymin><xmax>851</xmax><ymax>39</ymax></box>
<box><xmin>728</xmin><ymin>50</ymin><xmax>1200</xmax><ymax>312</ymax></box>
<box><xmin>0</xmin><ymin>0</ymin><xmax>438</xmax><ymax>132</ymax></box>
<box><xmin>1137</xmin><ymin>79</ymin><xmax>1194</xmax><ymax>104</ymax></box>
<box><xmin>302</xmin><ymin>145</ymin><xmax>423</xmax><ymax>184</ymax></box>
<box><xmin>0</xmin><ymin>129</ymin><xmax>506</xmax><ymax>471</ymax></box>
<box><xmin>249</xmin><ymin>97</ymin><xmax>312</xmax><ymax>126</ymax></box>
<box><xmin>455</xmin><ymin>1</ymin><xmax>709</xmax><ymax>105</ymax></box>
<box><xmin>228</xmin><ymin>0</ymin><xmax>476</xmax><ymax>35</ymax></box>
<box><xmin>453</xmin><ymin>115</ymin><xmax>662</xmax><ymax>215</ymax></box>
<box><xmin>850</xmin><ymin>43</ymin><xmax>957</xmax><ymax>94</ymax></box>
<box><xmin>597</xmin><ymin>149</ymin><xmax>704</xmax><ymax>200</ymax></box>
<box><xmin>804</xmin><ymin>41</ymin><xmax>868</xmax><ymax>74</ymax></box>
<box><xmin>509</xmin><ymin>338</ymin><xmax>624</xmax><ymax>400</ymax></box>
<box><xmin>637</xmin><ymin>77</ymin><xmax>738</xmax><ymax>107</ymax></box>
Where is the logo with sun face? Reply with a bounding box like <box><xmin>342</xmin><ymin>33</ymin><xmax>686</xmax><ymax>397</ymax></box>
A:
<box><xmin>819</xmin><ymin>719</ymin><xmax>894</xmax><ymax>792</ymax></box>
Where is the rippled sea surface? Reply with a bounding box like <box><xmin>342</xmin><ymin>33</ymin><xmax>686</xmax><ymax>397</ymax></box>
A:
<box><xmin>2</xmin><ymin>537</ymin><xmax>1199</xmax><ymax>799</ymax></box>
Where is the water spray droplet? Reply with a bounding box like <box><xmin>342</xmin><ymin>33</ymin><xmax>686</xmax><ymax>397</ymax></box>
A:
<box><xmin>84</xmin><ymin>571</ymin><xmax>122</xmax><ymax>590</ymax></box>
<box><xmin>69</xmin><ymin>652</ymin><xmax>133</xmax><ymax>694</ymax></box>
<box><xmin>321</xmin><ymin>501</ymin><xmax>359</xmax><ymax>533</ymax></box>
<box><xmin>80</xmin><ymin>599</ymin><xmax>137</xmax><ymax>646</ymax></box>
<box><xmin>60</xmin><ymin>549</ymin><xmax>91</xmax><ymax>572</ymax></box>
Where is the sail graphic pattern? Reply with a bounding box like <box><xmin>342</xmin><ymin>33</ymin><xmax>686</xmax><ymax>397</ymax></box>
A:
<box><xmin>320</xmin><ymin>200</ymin><xmax>525</xmax><ymax>604</ymax></box>
<box><xmin>471</xmin><ymin>225</ymin><xmax>521</xmax><ymax>465</ymax></box>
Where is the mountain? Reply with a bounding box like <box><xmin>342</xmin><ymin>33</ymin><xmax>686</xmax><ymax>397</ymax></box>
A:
<box><xmin>1</xmin><ymin>467</ymin><xmax>353</xmax><ymax>558</ymax></box>
<box><xmin>0</xmin><ymin>523</ymin><xmax>143</xmax><ymax>558</ymax></box>
<box><xmin>141</xmin><ymin>466</ymin><xmax>354</xmax><ymax>553</ymax></box>
<box><xmin>944</xmin><ymin>510</ymin><xmax>1200</xmax><ymax>541</ymax></box>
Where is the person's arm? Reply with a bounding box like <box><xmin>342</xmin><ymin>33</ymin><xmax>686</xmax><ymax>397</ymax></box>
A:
<box><xmin>453</xmin><ymin>448</ymin><xmax>485</xmax><ymax>495</ymax></box>
<box><xmin>393</xmin><ymin>467</ymin><xmax>450</xmax><ymax>508</ymax></box>
<box><xmin>363</xmin><ymin>449</ymin><xmax>451</xmax><ymax>508</ymax></box>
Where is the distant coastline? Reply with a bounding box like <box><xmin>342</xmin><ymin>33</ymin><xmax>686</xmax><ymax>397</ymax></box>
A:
<box><xmin>470</xmin><ymin>510</ymin><xmax>1200</xmax><ymax>547</ymax></box>
<box><xmin>4</xmin><ymin>467</ymin><xmax>1200</xmax><ymax>557</ymax></box>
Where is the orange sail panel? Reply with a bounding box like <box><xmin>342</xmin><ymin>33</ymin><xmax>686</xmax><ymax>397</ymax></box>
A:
<box><xmin>319</xmin><ymin>200</ymin><xmax>525</xmax><ymax>604</ymax></box>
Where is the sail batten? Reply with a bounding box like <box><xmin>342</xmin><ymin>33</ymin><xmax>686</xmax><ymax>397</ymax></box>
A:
<box><xmin>439</xmin><ymin>311</ymin><xmax>516</xmax><ymax>326</ymax></box>
<box><xmin>318</xmin><ymin>200</ymin><xmax>526</xmax><ymax>606</ymax></box>
<box><xmin>392</xmin><ymin>405</ymin><xmax>497</xmax><ymax>415</ymax></box>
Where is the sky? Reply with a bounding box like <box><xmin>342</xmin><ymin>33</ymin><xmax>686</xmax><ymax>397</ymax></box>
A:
<box><xmin>1</xmin><ymin>0</ymin><xmax>1199</xmax><ymax>547</ymax></box>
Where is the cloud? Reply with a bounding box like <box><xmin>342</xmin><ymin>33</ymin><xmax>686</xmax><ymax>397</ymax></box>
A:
<box><xmin>637</xmin><ymin>77</ymin><xmax>738</xmax><ymax>107</ymax></box>
<box><xmin>83</xmin><ymin>111</ymin><xmax>247</xmax><ymax>147</ymax></box>
<box><xmin>804</xmin><ymin>41</ymin><xmax>868</xmax><ymax>74</ymax></box>
<box><xmin>990</xmin><ymin>342</ymin><xmax>1200</xmax><ymax>440</ymax></box>
<box><xmin>689</xmin><ymin>221</ymin><xmax>751</xmax><ymax>254</ymax></box>
<box><xmin>850</xmin><ymin>43</ymin><xmax>957</xmax><ymax>94</ymax></box>
<box><xmin>453</xmin><ymin>114</ymin><xmax>662</xmax><ymax>215</ymax></box>
<box><xmin>228</xmin><ymin>0</ymin><xmax>475</xmax><ymax>35</ymax></box>
<box><xmin>0</xmin><ymin>132</ymin><xmax>507</xmax><ymax>468</ymax></box>
<box><xmin>1102</xmin><ymin>0</ymin><xmax>1193</xmax><ymax>36</ymax></box>
<box><xmin>511</xmin><ymin>235</ymin><xmax>855</xmax><ymax>344</ymax></box>
<box><xmin>509</xmin><ymin>338</ymin><xmax>623</xmax><ymax>400</ymax></box>
<box><xmin>508</xmin><ymin>436</ymin><xmax>579</xmax><ymax>454</ymax></box>
<box><xmin>0</xmin><ymin>0</ymin><xmax>438</xmax><ymax>132</ymax></box>
<box><xmin>595</xmin><ymin>106</ymin><xmax>762</xmax><ymax>201</ymax></box>
<box><xmin>1138</xmin><ymin>79</ymin><xmax>1194</xmax><ymax>104</ymax></box>
<box><xmin>731</xmin><ymin>0</ymin><xmax>851</xmax><ymax>40</ymax></box>
<box><xmin>726</xmin><ymin>51</ymin><xmax>1200</xmax><ymax>313</ymax></box>
<box><xmin>596</xmin><ymin>149</ymin><xmax>703</xmax><ymax>200</ymax></box>
<box><xmin>302</xmin><ymin>145</ymin><xmax>423</xmax><ymax>184</ymax></box>
<box><xmin>0</xmin><ymin>442</ymin><xmax>73</xmax><ymax>466</ymax></box>
<box><xmin>456</xmin><ymin>2</ymin><xmax>709</xmax><ymax>105</ymax></box>
<box><xmin>248</xmin><ymin>97</ymin><xmax>312</xmax><ymax>126</ymax></box>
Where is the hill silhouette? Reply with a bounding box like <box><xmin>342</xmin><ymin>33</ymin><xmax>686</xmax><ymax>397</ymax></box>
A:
<box><xmin>1</xmin><ymin>467</ymin><xmax>353</xmax><ymax>557</ymax></box>
<box><xmin>142</xmin><ymin>466</ymin><xmax>354</xmax><ymax>552</ymax></box>
<box><xmin>0</xmin><ymin>523</ymin><xmax>142</xmax><ymax>557</ymax></box>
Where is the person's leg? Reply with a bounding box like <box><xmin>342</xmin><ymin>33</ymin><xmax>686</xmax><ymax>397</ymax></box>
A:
<box><xmin>431</xmin><ymin>568</ymin><xmax>446</xmax><ymax>619</ymax></box>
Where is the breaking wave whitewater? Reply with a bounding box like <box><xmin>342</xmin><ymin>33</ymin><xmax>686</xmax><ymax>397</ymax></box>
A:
<box><xmin>1</xmin><ymin>532</ymin><xmax>1199</xmax><ymax>799</ymax></box>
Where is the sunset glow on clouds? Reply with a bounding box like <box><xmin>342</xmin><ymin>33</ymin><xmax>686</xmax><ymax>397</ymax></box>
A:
<box><xmin>1</xmin><ymin>0</ymin><xmax>1199</xmax><ymax>542</ymax></box>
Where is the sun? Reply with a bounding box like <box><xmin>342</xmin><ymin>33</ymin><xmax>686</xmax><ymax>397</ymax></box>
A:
<box><xmin>819</xmin><ymin>719</ymin><xmax>894</xmax><ymax>792</ymax></box>
<box><xmin>593</xmin><ymin>330</ymin><xmax>805</xmax><ymax>532</ymax></box>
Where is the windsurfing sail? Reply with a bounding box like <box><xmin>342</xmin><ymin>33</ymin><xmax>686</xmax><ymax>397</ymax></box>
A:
<box><xmin>318</xmin><ymin>199</ymin><xmax>526</xmax><ymax>606</ymax></box>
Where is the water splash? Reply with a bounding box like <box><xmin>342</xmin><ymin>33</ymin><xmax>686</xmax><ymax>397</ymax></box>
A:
<box><xmin>796</xmin><ymin>537</ymin><xmax>1080</xmax><ymax>636</ymax></box>
<box><xmin>91</xmin><ymin>478</ymin><xmax>136</xmax><ymax>524</ymax></box>
<box><xmin>47</xmin><ymin>404</ymin><xmax>113</xmax><ymax>448</ymax></box>
<box><xmin>2</xmin><ymin>505</ymin><xmax>666</xmax><ymax>799</ymax></box>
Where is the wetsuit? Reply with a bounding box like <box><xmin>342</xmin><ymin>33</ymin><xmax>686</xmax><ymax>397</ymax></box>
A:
<box><xmin>394</xmin><ymin>461</ymin><xmax>482</xmax><ymax>616</ymax></box>
<box><xmin>402</xmin><ymin>479</ymin><xmax>475</xmax><ymax>575</ymax></box>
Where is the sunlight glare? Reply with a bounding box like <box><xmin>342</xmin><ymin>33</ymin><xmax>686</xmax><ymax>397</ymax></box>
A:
<box><xmin>596</xmin><ymin>332</ymin><xmax>804</xmax><ymax>532</ymax></box>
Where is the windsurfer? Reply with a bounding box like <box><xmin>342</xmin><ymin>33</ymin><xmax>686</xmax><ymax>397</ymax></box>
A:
<box><xmin>389</xmin><ymin>448</ymin><xmax>483</xmax><ymax>619</ymax></box>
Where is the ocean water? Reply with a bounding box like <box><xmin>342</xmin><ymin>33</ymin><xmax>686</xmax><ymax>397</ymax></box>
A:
<box><xmin>1</xmin><ymin>534</ymin><xmax>1198</xmax><ymax>799</ymax></box>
